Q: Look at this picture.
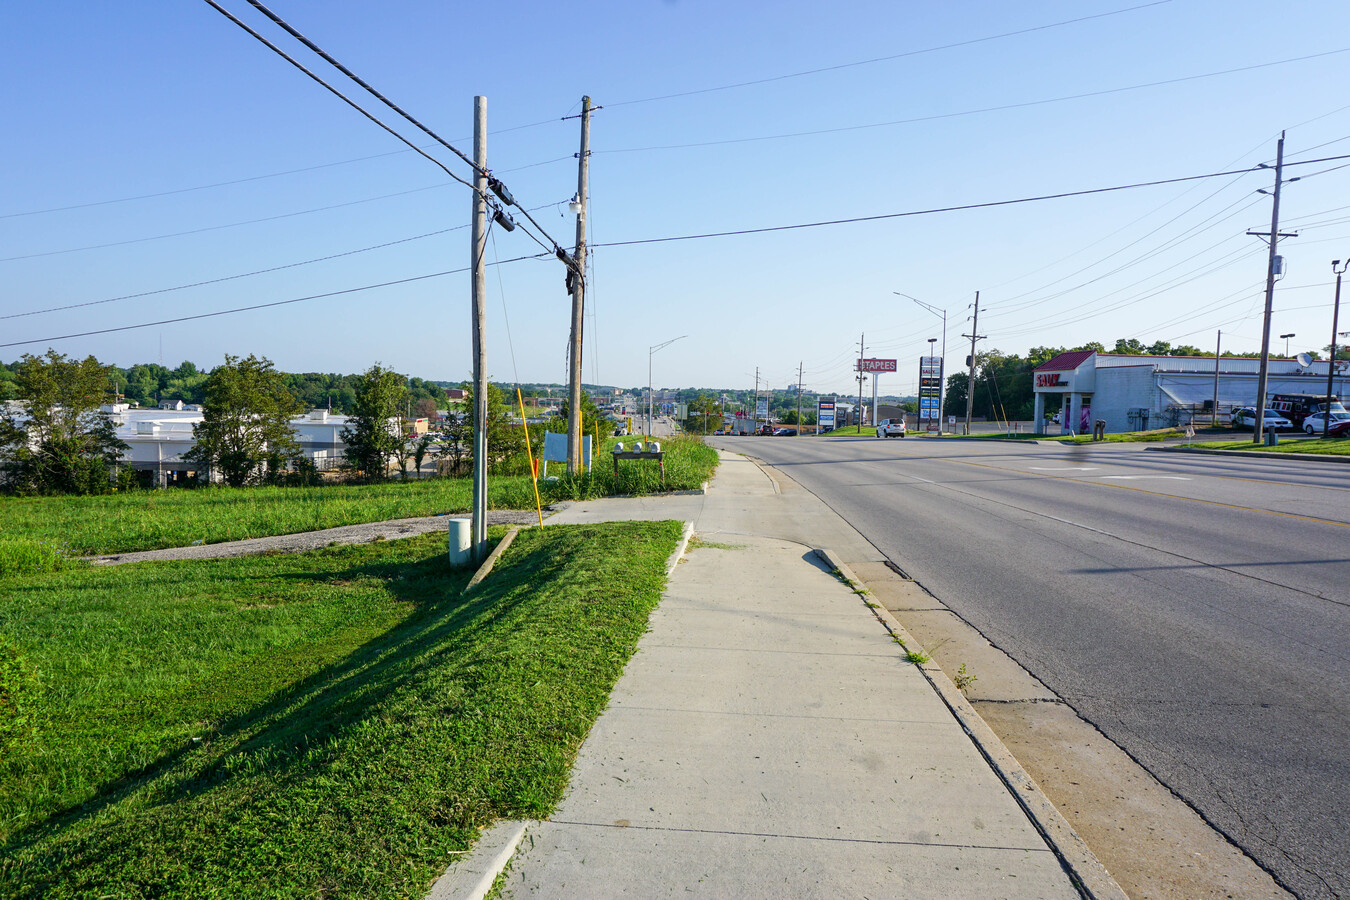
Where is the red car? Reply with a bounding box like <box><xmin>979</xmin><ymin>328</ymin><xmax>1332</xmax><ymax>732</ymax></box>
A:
<box><xmin>1328</xmin><ymin>418</ymin><xmax>1350</xmax><ymax>438</ymax></box>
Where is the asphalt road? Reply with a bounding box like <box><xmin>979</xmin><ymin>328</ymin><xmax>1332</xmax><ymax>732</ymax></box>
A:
<box><xmin>712</xmin><ymin>433</ymin><xmax>1350</xmax><ymax>900</ymax></box>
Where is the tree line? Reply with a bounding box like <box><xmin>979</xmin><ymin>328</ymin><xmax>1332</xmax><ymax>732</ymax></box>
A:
<box><xmin>0</xmin><ymin>351</ymin><xmax>618</xmax><ymax>495</ymax></box>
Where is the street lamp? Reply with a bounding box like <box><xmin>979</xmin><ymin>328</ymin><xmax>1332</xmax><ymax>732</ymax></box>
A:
<box><xmin>1280</xmin><ymin>333</ymin><xmax>1296</xmax><ymax>357</ymax></box>
<box><xmin>897</xmin><ymin>292</ymin><xmax>947</xmax><ymax>433</ymax></box>
<box><xmin>1324</xmin><ymin>261</ymin><xmax>1347</xmax><ymax>438</ymax></box>
<box><xmin>648</xmin><ymin>335</ymin><xmax>687</xmax><ymax>437</ymax></box>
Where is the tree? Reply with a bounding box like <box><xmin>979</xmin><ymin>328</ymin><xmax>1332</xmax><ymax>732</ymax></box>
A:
<box><xmin>461</xmin><ymin>381</ymin><xmax>522</xmax><ymax>470</ymax></box>
<box><xmin>186</xmin><ymin>355</ymin><xmax>302</xmax><ymax>487</ymax></box>
<box><xmin>687</xmin><ymin>393</ymin><xmax>722</xmax><ymax>433</ymax></box>
<box><xmin>340</xmin><ymin>364</ymin><xmax>407</xmax><ymax>480</ymax></box>
<box><xmin>413</xmin><ymin>397</ymin><xmax>439</xmax><ymax>420</ymax></box>
<box><xmin>0</xmin><ymin>351</ymin><xmax>128</xmax><ymax>495</ymax></box>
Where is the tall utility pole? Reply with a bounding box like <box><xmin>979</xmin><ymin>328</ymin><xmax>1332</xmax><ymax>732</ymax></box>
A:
<box><xmin>1327</xmin><ymin>259</ymin><xmax>1348</xmax><ymax>438</ymax></box>
<box><xmin>754</xmin><ymin>367</ymin><xmax>760</xmax><ymax>432</ymax></box>
<box><xmin>1248</xmin><ymin>132</ymin><xmax>1298</xmax><ymax>444</ymax></box>
<box><xmin>469</xmin><ymin>96</ymin><xmax>489</xmax><ymax>562</ymax></box>
<box><xmin>856</xmin><ymin>334</ymin><xmax>865</xmax><ymax>430</ymax></box>
<box><xmin>962</xmin><ymin>292</ymin><xmax>984</xmax><ymax>436</ymax></box>
<box><xmin>1212</xmin><ymin>330</ymin><xmax>1222</xmax><ymax>427</ymax></box>
<box><xmin>796</xmin><ymin>361</ymin><xmax>804</xmax><ymax>435</ymax></box>
<box><xmin>566</xmin><ymin>96</ymin><xmax>592</xmax><ymax>473</ymax></box>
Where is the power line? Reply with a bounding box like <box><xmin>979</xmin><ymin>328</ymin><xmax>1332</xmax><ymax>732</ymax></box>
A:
<box><xmin>592</xmin><ymin>155</ymin><xmax>1350</xmax><ymax>250</ymax></box>
<box><xmin>243</xmin><ymin>0</ymin><xmax>481</xmax><ymax>175</ymax></box>
<box><xmin>228</xmin><ymin>0</ymin><xmax>576</xmax><ymax>268</ymax></box>
<box><xmin>598</xmin><ymin>48</ymin><xmax>1350</xmax><ymax>155</ymax></box>
<box><xmin>201</xmin><ymin>0</ymin><xmax>476</xmax><ymax>193</ymax></box>
<box><xmin>0</xmin><ymin>254</ymin><xmax>549</xmax><ymax>350</ymax></box>
<box><xmin>605</xmin><ymin>0</ymin><xmax>1173</xmax><ymax>108</ymax></box>
<box><xmin>2</xmin><ymin>199</ymin><xmax>569</xmax><ymax>321</ymax></box>
<box><xmin>0</xmin><ymin>182</ymin><xmax>450</xmax><ymax>263</ymax></box>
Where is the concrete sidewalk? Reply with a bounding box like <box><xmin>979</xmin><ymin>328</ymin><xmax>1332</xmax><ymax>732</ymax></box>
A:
<box><xmin>434</xmin><ymin>452</ymin><xmax>1118</xmax><ymax>899</ymax></box>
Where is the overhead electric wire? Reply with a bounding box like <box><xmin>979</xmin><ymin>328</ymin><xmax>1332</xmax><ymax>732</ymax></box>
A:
<box><xmin>0</xmin><ymin>253</ymin><xmax>550</xmax><ymax>350</ymax></box>
<box><xmin>0</xmin><ymin>182</ymin><xmax>451</xmax><ymax>263</ymax></box>
<box><xmin>606</xmin><ymin>0</ymin><xmax>1173</xmax><ymax>108</ymax></box>
<box><xmin>591</xmin><ymin>155</ymin><xmax>1350</xmax><ymax>250</ymax></box>
<box><xmin>3</xmin><ymin>199</ymin><xmax>569</xmax><ymax>321</ymax></box>
<box><xmin>233</xmin><ymin>0</ymin><xmax>576</xmax><ymax>267</ymax></box>
<box><xmin>201</xmin><ymin>0</ymin><xmax>476</xmax><ymax>193</ymax></box>
<box><xmin>598</xmin><ymin>48</ymin><xmax>1350</xmax><ymax>155</ymax></box>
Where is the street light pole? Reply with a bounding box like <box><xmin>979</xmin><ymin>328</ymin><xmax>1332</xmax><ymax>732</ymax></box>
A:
<box><xmin>1325</xmin><ymin>260</ymin><xmax>1347</xmax><ymax>438</ymax></box>
<box><xmin>648</xmin><ymin>335</ymin><xmax>686</xmax><ymax>437</ymax></box>
<box><xmin>1280</xmin><ymin>333</ymin><xmax>1296</xmax><ymax>358</ymax></box>
<box><xmin>898</xmin><ymin>292</ymin><xmax>947</xmax><ymax>433</ymax></box>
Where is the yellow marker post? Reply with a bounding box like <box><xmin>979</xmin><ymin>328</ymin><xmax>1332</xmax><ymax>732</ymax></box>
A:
<box><xmin>516</xmin><ymin>389</ymin><xmax>545</xmax><ymax>527</ymax></box>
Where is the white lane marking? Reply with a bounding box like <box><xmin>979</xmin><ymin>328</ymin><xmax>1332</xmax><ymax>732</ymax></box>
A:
<box><xmin>1029</xmin><ymin>466</ymin><xmax>1100</xmax><ymax>471</ymax></box>
<box><xmin>1099</xmin><ymin>475</ymin><xmax>1191</xmax><ymax>480</ymax></box>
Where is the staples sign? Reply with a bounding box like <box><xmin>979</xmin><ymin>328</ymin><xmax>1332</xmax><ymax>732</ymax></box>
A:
<box><xmin>1036</xmin><ymin>373</ymin><xmax>1067</xmax><ymax>388</ymax></box>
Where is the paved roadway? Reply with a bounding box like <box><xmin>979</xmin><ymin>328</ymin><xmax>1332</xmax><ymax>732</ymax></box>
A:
<box><xmin>711</xmin><ymin>433</ymin><xmax>1350</xmax><ymax>900</ymax></box>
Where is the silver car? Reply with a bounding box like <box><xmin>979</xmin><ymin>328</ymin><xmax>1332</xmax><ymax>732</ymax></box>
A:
<box><xmin>875</xmin><ymin>418</ymin><xmax>907</xmax><ymax>438</ymax></box>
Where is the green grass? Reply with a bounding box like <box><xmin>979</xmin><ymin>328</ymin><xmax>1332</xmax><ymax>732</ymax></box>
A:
<box><xmin>0</xmin><ymin>434</ymin><xmax>718</xmax><ymax>556</ymax></box>
<box><xmin>1190</xmin><ymin>437</ymin><xmax>1350</xmax><ymax>455</ymax></box>
<box><xmin>0</xmin><ymin>520</ymin><xmax>683</xmax><ymax>899</ymax></box>
<box><xmin>821</xmin><ymin>425</ymin><xmax>873</xmax><ymax>437</ymax></box>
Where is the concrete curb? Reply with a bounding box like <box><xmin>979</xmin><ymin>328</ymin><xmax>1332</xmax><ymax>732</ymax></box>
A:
<box><xmin>817</xmin><ymin>549</ymin><xmax>1129</xmax><ymax>900</ymax></box>
<box><xmin>463</xmin><ymin>527</ymin><xmax>520</xmax><ymax>593</ymax></box>
<box><xmin>424</xmin><ymin>819</ymin><xmax>530</xmax><ymax>900</ymax></box>
<box><xmin>666</xmin><ymin>521</ymin><xmax>696</xmax><ymax>576</ymax></box>
<box><xmin>1148</xmin><ymin>445</ymin><xmax>1350</xmax><ymax>464</ymax></box>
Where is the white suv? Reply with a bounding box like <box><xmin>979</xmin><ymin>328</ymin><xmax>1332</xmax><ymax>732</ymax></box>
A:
<box><xmin>876</xmin><ymin>418</ymin><xmax>907</xmax><ymax>438</ymax></box>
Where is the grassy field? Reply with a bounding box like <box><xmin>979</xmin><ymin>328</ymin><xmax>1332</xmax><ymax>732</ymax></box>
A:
<box><xmin>0</xmin><ymin>433</ymin><xmax>717</xmax><ymax>557</ymax></box>
<box><xmin>0</xmin><ymin>520</ymin><xmax>684</xmax><ymax>899</ymax></box>
<box><xmin>1191</xmin><ymin>436</ymin><xmax>1350</xmax><ymax>455</ymax></box>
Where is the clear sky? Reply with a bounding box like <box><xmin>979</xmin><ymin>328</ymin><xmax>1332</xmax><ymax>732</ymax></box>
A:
<box><xmin>3</xmin><ymin>1</ymin><xmax>1348</xmax><ymax>398</ymax></box>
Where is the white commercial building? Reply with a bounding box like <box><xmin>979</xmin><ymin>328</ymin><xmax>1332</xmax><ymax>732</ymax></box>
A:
<box><xmin>1032</xmin><ymin>351</ymin><xmax>1350</xmax><ymax>435</ymax></box>
<box><xmin>105</xmin><ymin>404</ymin><xmax>358</xmax><ymax>486</ymax></box>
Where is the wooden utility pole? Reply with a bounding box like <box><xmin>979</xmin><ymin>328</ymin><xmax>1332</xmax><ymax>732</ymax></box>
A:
<box><xmin>856</xmin><ymin>334</ymin><xmax>865</xmax><ymax>430</ymax></box>
<box><xmin>962</xmin><ymin>292</ymin><xmax>983</xmax><ymax>436</ymax></box>
<box><xmin>1249</xmin><ymin>133</ymin><xmax>1297</xmax><ymax>444</ymax></box>
<box><xmin>470</xmin><ymin>96</ymin><xmax>489</xmax><ymax>561</ymax></box>
<box><xmin>796</xmin><ymin>361</ymin><xmax>803</xmax><ymax>435</ymax></box>
<box><xmin>566</xmin><ymin>96</ymin><xmax>592</xmax><ymax>473</ymax></box>
<box><xmin>1212</xmin><ymin>330</ymin><xmax>1222</xmax><ymax>427</ymax></box>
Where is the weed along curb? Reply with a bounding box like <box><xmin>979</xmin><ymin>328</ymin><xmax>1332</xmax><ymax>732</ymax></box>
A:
<box><xmin>816</xmin><ymin>548</ymin><xmax>1129</xmax><ymax>900</ymax></box>
<box><xmin>462</xmin><ymin>527</ymin><xmax>520</xmax><ymax>593</ymax></box>
<box><xmin>424</xmin><ymin>819</ymin><xmax>529</xmax><ymax>900</ymax></box>
<box><xmin>666</xmin><ymin>521</ymin><xmax>695</xmax><ymax>575</ymax></box>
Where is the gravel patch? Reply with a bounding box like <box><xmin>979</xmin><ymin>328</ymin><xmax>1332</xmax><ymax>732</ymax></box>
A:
<box><xmin>86</xmin><ymin>510</ymin><xmax>549</xmax><ymax>566</ymax></box>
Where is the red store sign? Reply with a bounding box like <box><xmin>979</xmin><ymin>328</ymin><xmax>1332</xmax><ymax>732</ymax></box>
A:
<box><xmin>1036</xmin><ymin>373</ymin><xmax>1067</xmax><ymax>388</ymax></box>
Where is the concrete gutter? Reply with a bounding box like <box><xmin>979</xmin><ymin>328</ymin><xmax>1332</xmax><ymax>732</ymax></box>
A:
<box><xmin>1147</xmin><ymin>445</ymin><xmax>1350</xmax><ymax>464</ymax></box>
<box><xmin>817</xmin><ymin>548</ymin><xmax>1128</xmax><ymax>900</ymax></box>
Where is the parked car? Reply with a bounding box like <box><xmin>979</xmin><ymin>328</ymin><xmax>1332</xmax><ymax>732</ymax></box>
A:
<box><xmin>1301</xmin><ymin>411</ymin><xmax>1350</xmax><ymax>434</ymax></box>
<box><xmin>1329</xmin><ymin>418</ymin><xmax>1350</xmax><ymax>438</ymax></box>
<box><xmin>772</xmin><ymin>428</ymin><xmax>793</xmax><ymax>436</ymax></box>
<box><xmin>876</xmin><ymin>418</ymin><xmax>907</xmax><ymax>438</ymax></box>
<box><xmin>1231</xmin><ymin>407</ymin><xmax>1293</xmax><ymax>431</ymax></box>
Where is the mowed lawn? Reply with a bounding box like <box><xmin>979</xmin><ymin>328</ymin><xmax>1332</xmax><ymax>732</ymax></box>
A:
<box><xmin>0</xmin><ymin>520</ymin><xmax>684</xmax><ymax>899</ymax></box>
<box><xmin>0</xmin><ymin>434</ymin><xmax>717</xmax><ymax>556</ymax></box>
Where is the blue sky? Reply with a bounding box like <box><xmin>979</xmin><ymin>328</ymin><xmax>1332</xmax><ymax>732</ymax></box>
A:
<box><xmin>3</xmin><ymin>1</ymin><xmax>1348</xmax><ymax>397</ymax></box>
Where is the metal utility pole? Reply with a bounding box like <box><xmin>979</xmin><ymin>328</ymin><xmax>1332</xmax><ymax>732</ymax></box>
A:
<box><xmin>1212</xmin><ymin>330</ymin><xmax>1222</xmax><ymax>427</ymax></box>
<box><xmin>1326</xmin><ymin>259</ymin><xmax>1347</xmax><ymax>438</ymax></box>
<box><xmin>469</xmin><ymin>96</ymin><xmax>489</xmax><ymax>562</ymax></box>
<box><xmin>796</xmin><ymin>361</ymin><xmax>803</xmax><ymax>435</ymax></box>
<box><xmin>566</xmin><ymin>96</ymin><xmax>591</xmax><ymax>473</ymax></box>
<box><xmin>962</xmin><ymin>291</ymin><xmax>984</xmax><ymax>436</ymax></box>
<box><xmin>1248</xmin><ymin>133</ymin><xmax>1298</xmax><ymax>444</ymax></box>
